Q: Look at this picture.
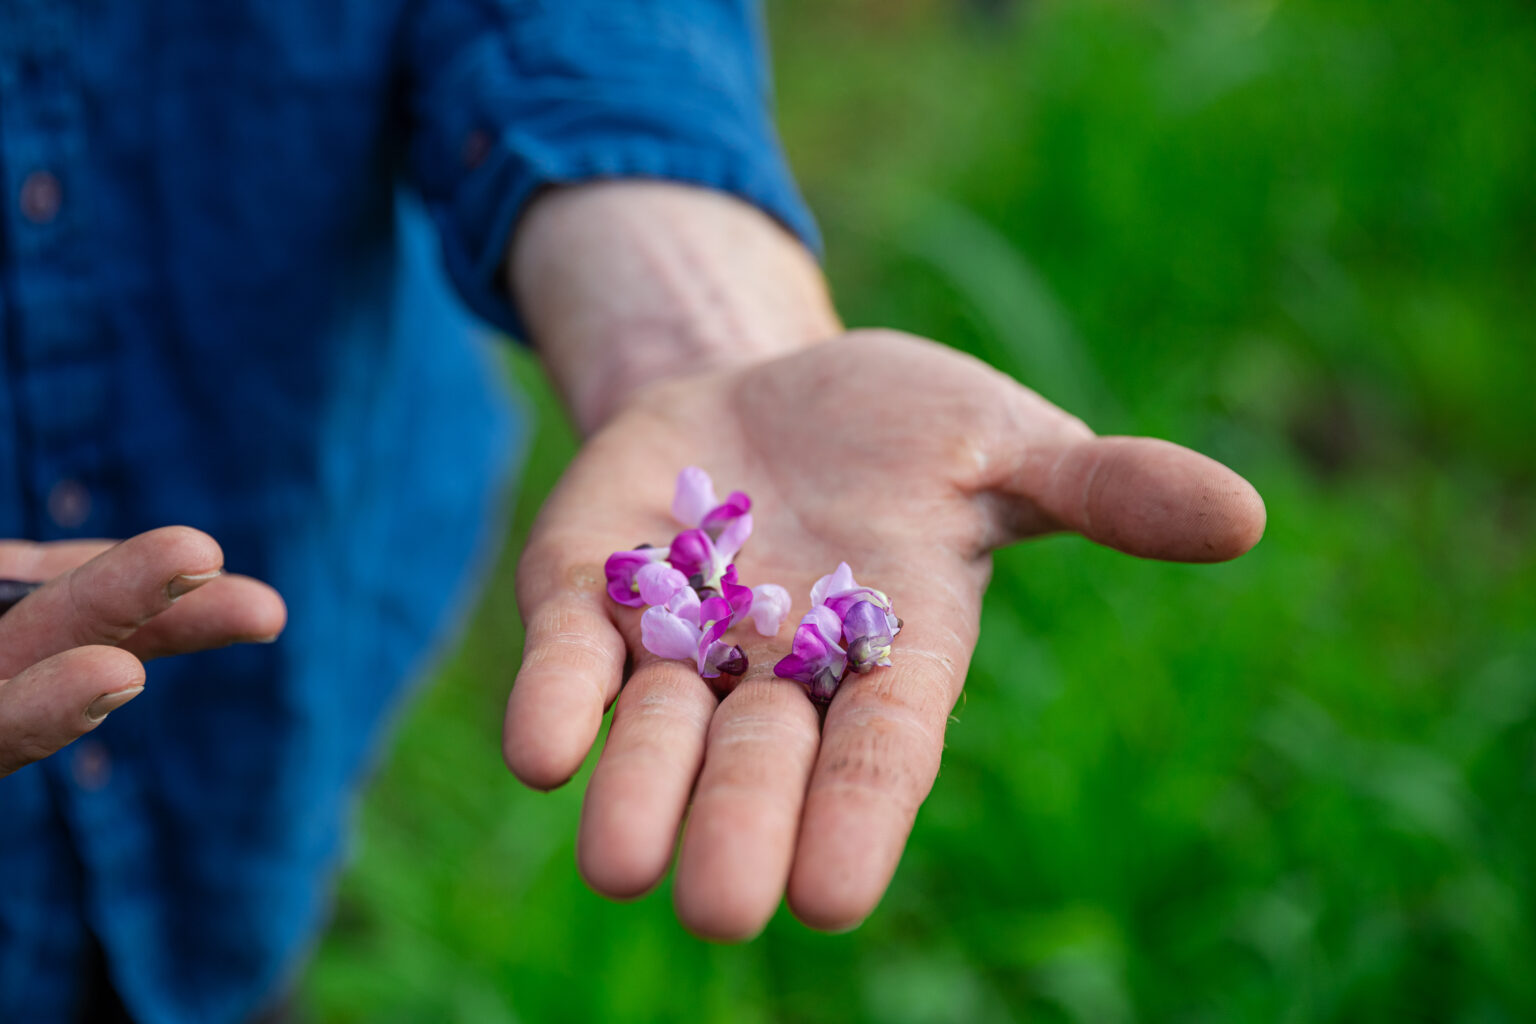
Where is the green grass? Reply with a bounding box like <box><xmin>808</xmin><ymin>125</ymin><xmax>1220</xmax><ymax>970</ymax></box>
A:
<box><xmin>303</xmin><ymin>1</ymin><xmax>1536</xmax><ymax>1020</ymax></box>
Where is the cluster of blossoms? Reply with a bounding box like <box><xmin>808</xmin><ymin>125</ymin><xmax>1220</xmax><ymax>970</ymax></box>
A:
<box><xmin>773</xmin><ymin>562</ymin><xmax>902</xmax><ymax>704</ymax></box>
<box><xmin>604</xmin><ymin>468</ymin><xmax>899</xmax><ymax>703</ymax></box>
<box><xmin>604</xmin><ymin>468</ymin><xmax>791</xmax><ymax>687</ymax></box>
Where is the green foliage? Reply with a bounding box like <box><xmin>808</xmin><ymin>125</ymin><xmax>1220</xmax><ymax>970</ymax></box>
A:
<box><xmin>305</xmin><ymin>1</ymin><xmax>1536</xmax><ymax>1020</ymax></box>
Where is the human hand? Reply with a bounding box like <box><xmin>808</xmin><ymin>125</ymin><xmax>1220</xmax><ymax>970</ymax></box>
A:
<box><xmin>0</xmin><ymin>526</ymin><xmax>287</xmax><ymax>777</ymax></box>
<box><xmin>502</xmin><ymin>329</ymin><xmax>1264</xmax><ymax>939</ymax></box>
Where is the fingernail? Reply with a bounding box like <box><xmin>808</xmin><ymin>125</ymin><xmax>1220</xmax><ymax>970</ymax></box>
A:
<box><xmin>85</xmin><ymin>686</ymin><xmax>144</xmax><ymax>722</ymax></box>
<box><xmin>167</xmin><ymin>569</ymin><xmax>223</xmax><ymax>601</ymax></box>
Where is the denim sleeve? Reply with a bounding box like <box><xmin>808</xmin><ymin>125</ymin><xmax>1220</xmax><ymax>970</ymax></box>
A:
<box><xmin>401</xmin><ymin>0</ymin><xmax>822</xmax><ymax>340</ymax></box>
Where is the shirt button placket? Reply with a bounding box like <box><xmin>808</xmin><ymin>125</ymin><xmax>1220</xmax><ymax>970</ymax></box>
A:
<box><xmin>3</xmin><ymin>0</ymin><xmax>110</xmax><ymax>540</ymax></box>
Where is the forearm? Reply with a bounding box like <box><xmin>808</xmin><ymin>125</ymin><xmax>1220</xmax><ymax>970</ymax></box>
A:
<box><xmin>508</xmin><ymin>181</ymin><xmax>842</xmax><ymax>436</ymax></box>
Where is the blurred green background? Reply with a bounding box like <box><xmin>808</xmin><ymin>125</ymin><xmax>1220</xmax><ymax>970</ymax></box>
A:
<box><xmin>303</xmin><ymin>0</ymin><xmax>1536</xmax><ymax>1020</ymax></box>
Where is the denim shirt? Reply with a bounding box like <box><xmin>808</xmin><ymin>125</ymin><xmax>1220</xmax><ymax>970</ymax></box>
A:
<box><xmin>0</xmin><ymin>2</ymin><xmax>816</xmax><ymax>1021</ymax></box>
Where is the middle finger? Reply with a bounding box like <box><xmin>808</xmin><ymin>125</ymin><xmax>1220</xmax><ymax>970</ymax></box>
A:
<box><xmin>672</xmin><ymin>660</ymin><xmax>820</xmax><ymax>940</ymax></box>
<box><xmin>577</xmin><ymin>657</ymin><xmax>716</xmax><ymax>898</ymax></box>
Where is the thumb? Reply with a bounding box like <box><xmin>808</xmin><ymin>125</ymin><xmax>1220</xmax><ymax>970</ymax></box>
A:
<box><xmin>0</xmin><ymin>646</ymin><xmax>144</xmax><ymax>778</ymax></box>
<box><xmin>1001</xmin><ymin>436</ymin><xmax>1267</xmax><ymax>562</ymax></box>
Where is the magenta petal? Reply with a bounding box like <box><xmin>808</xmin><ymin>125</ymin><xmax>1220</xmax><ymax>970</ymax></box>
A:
<box><xmin>720</xmin><ymin>564</ymin><xmax>755</xmax><ymax>622</ymax></box>
<box><xmin>604</xmin><ymin>547</ymin><xmax>665</xmax><ymax>607</ymax></box>
<box><xmin>698</xmin><ymin>595</ymin><xmax>734</xmax><ymax>645</ymax></box>
<box><xmin>671</xmin><ymin>467</ymin><xmax>719</xmax><ymax>528</ymax></box>
<box><xmin>700</xmin><ymin>490</ymin><xmax>752</xmax><ymax>537</ymax></box>
<box><xmin>773</xmin><ymin>611</ymin><xmax>848</xmax><ymax>703</ymax></box>
<box><xmin>641</xmin><ymin>606</ymin><xmax>703</xmax><ymax>662</ymax></box>
<box><xmin>748</xmin><ymin>583</ymin><xmax>791</xmax><ymax>636</ymax></box>
<box><xmin>636</xmin><ymin>561</ymin><xmax>689</xmax><ymax>607</ymax></box>
<box><xmin>666</xmin><ymin>528</ymin><xmax>714</xmax><ymax>582</ymax></box>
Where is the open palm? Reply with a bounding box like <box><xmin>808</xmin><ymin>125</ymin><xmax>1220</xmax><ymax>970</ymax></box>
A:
<box><xmin>503</xmin><ymin>329</ymin><xmax>1264</xmax><ymax>939</ymax></box>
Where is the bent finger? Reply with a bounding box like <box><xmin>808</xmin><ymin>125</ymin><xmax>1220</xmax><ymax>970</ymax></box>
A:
<box><xmin>504</xmin><ymin>580</ymin><xmax>627</xmax><ymax>791</ymax></box>
<box><xmin>0</xmin><ymin>527</ymin><xmax>225</xmax><ymax>678</ymax></box>
<box><xmin>1001</xmin><ymin>436</ymin><xmax>1266</xmax><ymax>562</ymax></box>
<box><xmin>0</xmin><ymin>646</ymin><xmax>145</xmax><ymax>778</ymax></box>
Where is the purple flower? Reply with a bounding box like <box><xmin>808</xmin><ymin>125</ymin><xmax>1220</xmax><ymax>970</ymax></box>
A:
<box><xmin>773</xmin><ymin>605</ymin><xmax>847</xmax><ymax>703</ymax></box>
<box><xmin>811</xmin><ymin>562</ymin><xmax>896</xmax><ymax>623</ymax></box>
<box><xmin>641</xmin><ymin>590</ymin><xmax>747</xmax><ymax>679</ymax></box>
<box><xmin>775</xmin><ymin>563</ymin><xmax>901</xmax><ymax>701</ymax></box>
<box><xmin>672</xmin><ymin>467</ymin><xmax>753</xmax><ymax>544</ymax></box>
<box><xmin>604</xmin><ymin>546</ymin><xmax>668</xmax><ymax>608</ymax></box>
<box><xmin>606</xmin><ymin>467</ymin><xmax>800</xmax><ymax>683</ymax></box>
<box><xmin>665</xmin><ymin>516</ymin><xmax>751</xmax><ymax>593</ymax></box>
<box><xmin>843</xmin><ymin>599</ymin><xmax>896</xmax><ymax>673</ymax></box>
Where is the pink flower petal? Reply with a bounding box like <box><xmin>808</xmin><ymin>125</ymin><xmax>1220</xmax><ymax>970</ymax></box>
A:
<box><xmin>713</xmin><ymin>511</ymin><xmax>753</xmax><ymax>563</ymax></box>
<box><xmin>666</xmin><ymin>528</ymin><xmax>715</xmax><ymax>582</ymax></box>
<box><xmin>810</xmin><ymin>561</ymin><xmax>858</xmax><ymax>608</ymax></box>
<box><xmin>720</xmin><ymin>564</ymin><xmax>755</xmax><ymax>622</ymax></box>
<box><xmin>641</xmin><ymin>606</ymin><xmax>703</xmax><ymax>662</ymax></box>
<box><xmin>748</xmin><ymin>583</ymin><xmax>791</xmax><ymax>636</ymax></box>
<box><xmin>636</xmin><ymin>561</ymin><xmax>689</xmax><ymax>607</ymax></box>
<box><xmin>671</xmin><ymin>467</ymin><xmax>718</xmax><ymax>528</ymax></box>
<box><xmin>666</xmin><ymin>585</ymin><xmax>701</xmax><ymax>627</ymax></box>
<box><xmin>774</xmin><ymin>607</ymin><xmax>848</xmax><ymax>703</ymax></box>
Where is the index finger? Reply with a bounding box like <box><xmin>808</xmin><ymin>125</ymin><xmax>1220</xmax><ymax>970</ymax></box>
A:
<box><xmin>0</xmin><ymin>527</ymin><xmax>224</xmax><ymax>679</ymax></box>
<box><xmin>502</xmin><ymin>543</ymin><xmax>627</xmax><ymax>790</ymax></box>
<box><xmin>786</xmin><ymin>578</ymin><xmax>981</xmax><ymax>930</ymax></box>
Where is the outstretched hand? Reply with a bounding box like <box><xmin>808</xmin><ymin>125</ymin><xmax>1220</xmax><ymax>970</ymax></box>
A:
<box><xmin>0</xmin><ymin>526</ymin><xmax>287</xmax><ymax>777</ymax></box>
<box><xmin>502</xmin><ymin>329</ymin><xmax>1264</xmax><ymax>939</ymax></box>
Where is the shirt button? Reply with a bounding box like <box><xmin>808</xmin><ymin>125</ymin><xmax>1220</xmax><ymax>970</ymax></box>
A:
<box><xmin>47</xmin><ymin>478</ymin><xmax>92</xmax><ymax>529</ymax></box>
<box><xmin>18</xmin><ymin>169</ymin><xmax>63</xmax><ymax>224</ymax></box>
<box><xmin>73</xmin><ymin>741</ymin><xmax>112</xmax><ymax>791</ymax></box>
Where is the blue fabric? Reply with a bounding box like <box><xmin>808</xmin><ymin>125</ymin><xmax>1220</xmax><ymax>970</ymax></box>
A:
<box><xmin>0</xmin><ymin>2</ymin><xmax>817</xmax><ymax>1022</ymax></box>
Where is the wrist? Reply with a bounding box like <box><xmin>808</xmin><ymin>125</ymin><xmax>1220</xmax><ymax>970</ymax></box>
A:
<box><xmin>509</xmin><ymin>181</ymin><xmax>841</xmax><ymax>434</ymax></box>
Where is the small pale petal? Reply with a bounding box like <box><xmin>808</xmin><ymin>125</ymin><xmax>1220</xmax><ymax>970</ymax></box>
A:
<box><xmin>806</xmin><ymin>604</ymin><xmax>844</xmax><ymax>646</ymax></box>
<box><xmin>641</xmin><ymin>605</ymin><xmax>703</xmax><ymax>662</ymax></box>
<box><xmin>636</xmin><ymin>562</ymin><xmax>689</xmax><ymax>607</ymax></box>
<box><xmin>748</xmin><ymin>583</ymin><xmax>791</xmax><ymax>636</ymax></box>
<box><xmin>671</xmin><ymin>467</ymin><xmax>718</xmax><ymax>527</ymax></box>
<box><xmin>665</xmin><ymin>585</ymin><xmax>701</xmax><ymax>627</ymax></box>
<box><xmin>810</xmin><ymin>561</ymin><xmax>857</xmax><ymax>608</ymax></box>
